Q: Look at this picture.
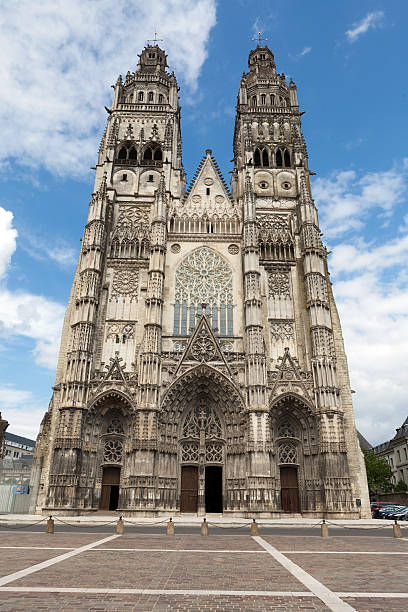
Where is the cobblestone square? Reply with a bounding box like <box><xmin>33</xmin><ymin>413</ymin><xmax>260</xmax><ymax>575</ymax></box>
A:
<box><xmin>0</xmin><ymin>530</ymin><xmax>407</xmax><ymax>610</ymax></box>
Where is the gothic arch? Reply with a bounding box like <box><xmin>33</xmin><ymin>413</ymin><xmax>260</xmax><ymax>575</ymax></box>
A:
<box><xmin>160</xmin><ymin>363</ymin><xmax>245</xmax><ymax>449</ymax></box>
<box><xmin>87</xmin><ymin>389</ymin><xmax>136</xmax><ymax>417</ymax></box>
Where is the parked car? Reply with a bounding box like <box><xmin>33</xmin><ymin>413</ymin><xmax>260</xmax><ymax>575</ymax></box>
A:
<box><xmin>389</xmin><ymin>507</ymin><xmax>408</xmax><ymax>520</ymax></box>
<box><xmin>378</xmin><ymin>506</ymin><xmax>406</xmax><ymax>519</ymax></box>
<box><xmin>371</xmin><ymin>503</ymin><xmax>397</xmax><ymax>518</ymax></box>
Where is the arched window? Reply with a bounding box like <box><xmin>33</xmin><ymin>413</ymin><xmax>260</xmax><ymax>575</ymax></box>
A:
<box><xmin>143</xmin><ymin>147</ymin><xmax>153</xmax><ymax>160</ymax></box>
<box><xmin>270</xmin><ymin>94</ymin><xmax>275</xmax><ymax>105</ymax></box>
<box><xmin>279</xmin><ymin>443</ymin><xmax>297</xmax><ymax>464</ymax></box>
<box><xmin>148</xmin><ymin>91</ymin><xmax>154</xmax><ymax>102</ymax></box>
<box><xmin>284</xmin><ymin>149</ymin><xmax>291</xmax><ymax>167</ymax></box>
<box><xmin>276</xmin><ymin>149</ymin><xmax>283</xmax><ymax>167</ymax></box>
<box><xmin>254</xmin><ymin>148</ymin><xmax>261</xmax><ymax>167</ymax></box>
<box><xmin>252</xmin><ymin>95</ymin><xmax>257</xmax><ymax>106</ymax></box>
<box><xmin>262</xmin><ymin>149</ymin><xmax>269</xmax><ymax>167</ymax></box>
<box><xmin>154</xmin><ymin>147</ymin><xmax>162</xmax><ymax>161</ymax></box>
<box><xmin>174</xmin><ymin>247</ymin><xmax>233</xmax><ymax>336</ymax></box>
<box><xmin>277</xmin><ymin>421</ymin><xmax>295</xmax><ymax>438</ymax></box>
<box><xmin>128</xmin><ymin>147</ymin><xmax>137</xmax><ymax>160</ymax></box>
<box><xmin>158</xmin><ymin>94</ymin><xmax>164</xmax><ymax>103</ymax></box>
<box><xmin>138</xmin><ymin>91</ymin><xmax>144</xmax><ymax>101</ymax></box>
<box><xmin>261</xmin><ymin>94</ymin><xmax>266</xmax><ymax>105</ymax></box>
<box><xmin>118</xmin><ymin>146</ymin><xmax>127</xmax><ymax>160</ymax></box>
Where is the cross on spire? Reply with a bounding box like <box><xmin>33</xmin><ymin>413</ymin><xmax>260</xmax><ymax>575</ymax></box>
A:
<box><xmin>147</xmin><ymin>31</ymin><xmax>163</xmax><ymax>45</ymax></box>
<box><xmin>251</xmin><ymin>30</ymin><xmax>268</xmax><ymax>46</ymax></box>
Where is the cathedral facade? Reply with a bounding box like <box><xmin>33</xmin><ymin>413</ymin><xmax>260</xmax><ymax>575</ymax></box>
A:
<box><xmin>32</xmin><ymin>44</ymin><xmax>370</xmax><ymax>517</ymax></box>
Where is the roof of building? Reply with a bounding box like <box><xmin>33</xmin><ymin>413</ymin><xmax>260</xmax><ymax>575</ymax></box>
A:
<box><xmin>357</xmin><ymin>430</ymin><xmax>372</xmax><ymax>451</ymax></box>
<box><xmin>4</xmin><ymin>432</ymin><xmax>36</xmax><ymax>448</ymax></box>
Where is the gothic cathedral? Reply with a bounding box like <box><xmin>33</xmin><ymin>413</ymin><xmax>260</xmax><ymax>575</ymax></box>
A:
<box><xmin>32</xmin><ymin>44</ymin><xmax>370</xmax><ymax>518</ymax></box>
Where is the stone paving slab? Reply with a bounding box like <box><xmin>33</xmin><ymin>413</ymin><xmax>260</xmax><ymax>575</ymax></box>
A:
<box><xmin>264</xmin><ymin>535</ymin><xmax>408</xmax><ymax>553</ymax></box>
<box><xmin>0</xmin><ymin>532</ymin><xmax>103</xmax><ymax>548</ymax></box>
<box><xmin>0</xmin><ymin>550</ymin><xmax>63</xmax><ymax>578</ymax></box>
<box><xmin>343</xmin><ymin>598</ymin><xmax>408</xmax><ymax>611</ymax></box>
<box><xmin>94</xmin><ymin>534</ymin><xmax>264</xmax><ymax>550</ymax></box>
<box><xmin>12</xmin><ymin>550</ymin><xmax>306</xmax><ymax>592</ymax></box>
<box><xmin>0</xmin><ymin>592</ymin><xmax>330</xmax><ymax>611</ymax></box>
<box><xmin>286</xmin><ymin>553</ymin><xmax>408</xmax><ymax>593</ymax></box>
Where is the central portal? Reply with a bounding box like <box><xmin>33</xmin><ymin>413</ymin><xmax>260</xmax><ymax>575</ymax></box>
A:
<box><xmin>100</xmin><ymin>466</ymin><xmax>121</xmax><ymax>511</ymax></box>
<box><xmin>205</xmin><ymin>465</ymin><xmax>223</xmax><ymax>513</ymax></box>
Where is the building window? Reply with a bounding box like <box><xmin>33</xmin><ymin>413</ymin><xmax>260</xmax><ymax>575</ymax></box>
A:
<box><xmin>121</xmin><ymin>174</ymin><xmax>127</xmax><ymax>182</ymax></box>
<box><xmin>138</xmin><ymin>91</ymin><xmax>144</xmax><ymax>101</ymax></box>
<box><xmin>158</xmin><ymin>94</ymin><xmax>164</xmax><ymax>103</ymax></box>
<box><xmin>148</xmin><ymin>91</ymin><xmax>154</xmax><ymax>102</ymax></box>
<box><xmin>173</xmin><ymin>246</ymin><xmax>233</xmax><ymax>336</ymax></box>
<box><xmin>254</xmin><ymin>147</ymin><xmax>269</xmax><ymax>167</ymax></box>
<box><xmin>148</xmin><ymin>174</ymin><xmax>154</xmax><ymax>182</ymax></box>
<box><xmin>13</xmin><ymin>451</ymin><xmax>19</xmax><ymax>458</ymax></box>
<box><xmin>261</xmin><ymin>94</ymin><xmax>266</xmax><ymax>105</ymax></box>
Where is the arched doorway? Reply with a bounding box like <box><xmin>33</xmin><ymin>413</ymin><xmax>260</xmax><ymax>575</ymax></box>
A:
<box><xmin>270</xmin><ymin>395</ymin><xmax>319</xmax><ymax>514</ymax></box>
<box><xmin>159</xmin><ymin>364</ymin><xmax>246</xmax><ymax>514</ymax></box>
<box><xmin>180</xmin><ymin>401</ymin><xmax>224</xmax><ymax>513</ymax></box>
<box><xmin>100</xmin><ymin>466</ymin><xmax>121</xmax><ymax>510</ymax></box>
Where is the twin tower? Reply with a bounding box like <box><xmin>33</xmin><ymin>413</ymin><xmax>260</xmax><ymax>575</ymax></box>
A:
<box><xmin>32</xmin><ymin>44</ymin><xmax>370</xmax><ymax>517</ymax></box>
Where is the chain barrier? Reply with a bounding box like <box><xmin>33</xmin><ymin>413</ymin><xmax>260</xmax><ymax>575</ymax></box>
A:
<box><xmin>325</xmin><ymin>519</ymin><xmax>404</xmax><ymax>530</ymax></box>
<box><xmin>122</xmin><ymin>517</ymin><xmax>171</xmax><ymax>526</ymax></box>
<box><xmin>0</xmin><ymin>517</ymin><xmax>48</xmax><ymax>530</ymax></box>
<box><xmin>53</xmin><ymin>516</ymin><xmax>119</xmax><ymax>528</ymax></box>
<box><xmin>206</xmin><ymin>521</ymin><xmax>250</xmax><ymax>529</ymax></box>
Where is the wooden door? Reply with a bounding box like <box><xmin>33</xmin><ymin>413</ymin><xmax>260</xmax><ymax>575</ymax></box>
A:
<box><xmin>180</xmin><ymin>466</ymin><xmax>198</xmax><ymax>512</ymax></box>
<box><xmin>100</xmin><ymin>467</ymin><xmax>121</xmax><ymax>510</ymax></box>
<box><xmin>280</xmin><ymin>466</ymin><xmax>300</xmax><ymax>513</ymax></box>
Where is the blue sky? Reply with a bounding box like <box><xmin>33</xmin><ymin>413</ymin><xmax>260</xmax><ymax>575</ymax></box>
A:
<box><xmin>0</xmin><ymin>0</ymin><xmax>407</xmax><ymax>445</ymax></box>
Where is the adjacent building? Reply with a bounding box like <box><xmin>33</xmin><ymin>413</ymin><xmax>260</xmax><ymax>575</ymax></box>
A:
<box><xmin>0</xmin><ymin>413</ymin><xmax>8</xmax><ymax>459</ymax></box>
<box><xmin>4</xmin><ymin>433</ymin><xmax>36</xmax><ymax>459</ymax></box>
<box><xmin>31</xmin><ymin>43</ymin><xmax>370</xmax><ymax>518</ymax></box>
<box><xmin>373</xmin><ymin>418</ymin><xmax>408</xmax><ymax>487</ymax></box>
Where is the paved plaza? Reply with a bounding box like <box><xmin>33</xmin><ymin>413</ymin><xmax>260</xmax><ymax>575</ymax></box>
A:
<box><xmin>0</xmin><ymin>523</ymin><xmax>407</xmax><ymax>611</ymax></box>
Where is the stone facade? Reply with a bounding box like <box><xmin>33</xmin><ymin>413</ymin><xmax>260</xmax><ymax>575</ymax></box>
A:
<box><xmin>373</xmin><ymin>417</ymin><xmax>408</xmax><ymax>487</ymax></box>
<box><xmin>32</xmin><ymin>44</ymin><xmax>370</xmax><ymax>517</ymax></box>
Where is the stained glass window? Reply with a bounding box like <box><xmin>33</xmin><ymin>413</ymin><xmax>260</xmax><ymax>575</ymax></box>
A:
<box><xmin>174</xmin><ymin>247</ymin><xmax>233</xmax><ymax>336</ymax></box>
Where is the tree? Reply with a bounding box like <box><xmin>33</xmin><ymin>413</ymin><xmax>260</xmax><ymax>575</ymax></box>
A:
<box><xmin>363</xmin><ymin>450</ymin><xmax>394</xmax><ymax>493</ymax></box>
<box><xmin>394</xmin><ymin>479</ymin><xmax>408</xmax><ymax>493</ymax></box>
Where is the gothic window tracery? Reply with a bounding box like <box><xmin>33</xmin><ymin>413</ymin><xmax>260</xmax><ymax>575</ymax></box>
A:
<box><xmin>279</xmin><ymin>443</ymin><xmax>297</xmax><ymax>464</ymax></box>
<box><xmin>254</xmin><ymin>147</ymin><xmax>269</xmax><ymax>167</ymax></box>
<box><xmin>116</xmin><ymin>143</ymin><xmax>137</xmax><ymax>164</ymax></box>
<box><xmin>180</xmin><ymin>404</ymin><xmax>223</xmax><ymax>465</ymax></box>
<box><xmin>277</xmin><ymin>421</ymin><xmax>296</xmax><ymax>438</ymax></box>
<box><xmin>106</xmin><ymin>418</ymin><xmax>124</xmax><ymax>435</ymax></box>
<box><xmin>143</xmin><ymin>144</ymin><xmax>162</xmax><ymax>164</ymax></box>
<box><xmin>103</xmin><ymin>439</ymin><xmax>123</xmax><ymax>463</ymax></box>
<box><xmin>173</xmin><ymin>247</ymin><xmax>233</xmax><ymax>336</ymax></box>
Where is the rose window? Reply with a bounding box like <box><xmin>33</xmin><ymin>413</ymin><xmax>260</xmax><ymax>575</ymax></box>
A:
<box><xmin>173</xmin><ymin>247</ymin><xmax>233</xmax><ymax>336</ymax></box>
<box><xmin>103</xmin><ymin>439</ymin><xmax>123</xmax><ymax>463</ymax></box>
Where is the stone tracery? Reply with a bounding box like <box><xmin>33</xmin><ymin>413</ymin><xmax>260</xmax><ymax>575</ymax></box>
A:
<box><xmin>173</xmin><ymin>247</ymin><xmax>233</xmax><ymax>336</ymax></box>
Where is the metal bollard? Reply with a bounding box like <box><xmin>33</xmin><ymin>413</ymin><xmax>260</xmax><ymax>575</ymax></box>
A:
<box><xmin>46</xmin><ymin>516</ymin><xmax>54</xmax><ymax>534</ymax></box>
<box><xmin>250</xmin><ymin>518</ymin><xmax>259</xmax><ymax>536</ymax></box>
<box><xmin>321</xmin><ymin>519</ymin><xmax>329</xmax><ymax>537</ymax></box>
<box><xmin>167</xmin><ymin>517</ymin><xmax>175</xmax><ymax>535</ymax></box>
<box><xmin>201</xmin><ymin>518</ymin><xmax>208</xmax><ymax>536</ymax></box>
<box><xmin>393</xmin><ymin>520</ymin><xmax>402</xmax><ymax>539</ymax></box>
<box><xmin>116</xmin><ymin>516</ymin><xmax>124</xmax><ymax>534</ymax></box>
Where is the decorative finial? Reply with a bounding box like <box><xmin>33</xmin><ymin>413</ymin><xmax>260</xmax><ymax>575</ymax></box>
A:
<box><xmin>251</xmin><ymin>31</ymin><xmax>268</xmax><ymax>46</ymax></box>
<box><xmin>147</xmin><ymin>31</ymin><xmax>164</xmax><ymax>45</ymax></box>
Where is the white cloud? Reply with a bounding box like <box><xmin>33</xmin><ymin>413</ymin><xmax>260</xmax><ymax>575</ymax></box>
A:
<box><xmin>0</xmin><ymin>0</ymin><xmax>217</xmax><ymax>177</ymax></box>
<box><xmin>299</xmin><ymin>46</ymin><xmax>311</xmax><ymax>57</ymax></box>
<box><xmin>0</xmin><ymin>208</ymin><xmax>18</xmax><ymax>279</ymax></box>
<box><xmin>0</xmin><ymin>205</ymin><xmax>65</xmax><ymax>369</ymax></box>
<box><xmin>0</xmin><ymin>386</ymin><xmax>45</xmax><ymax>439</ymax></box>
<box><xmin>332</xmin><ymin>270</ymin><xmax>408</xmax><ymax>445</ymax></box>
<box><xmin>22</xmin><ymin>231</ymin><xmax>78</xmax><ymax>269</ymax></box>
<box><xmin>313</xmin><ymin>162</ymin><xmax>408</xmax><ymax>238</ymax></box>
<box><xmin>346</xmin><ymin>11</ymin><xmax>384</xmax><ymax>42</ymax></box>
<box><xmin>317</xmin><ymin>159</ymin><xmax>408</xmax><ymax>445</ymax></box>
